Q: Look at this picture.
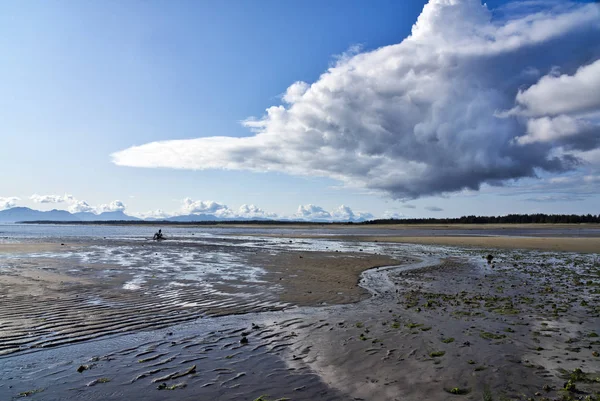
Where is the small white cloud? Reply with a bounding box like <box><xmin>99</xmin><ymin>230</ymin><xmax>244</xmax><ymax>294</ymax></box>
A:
<box><xmin>425</xmin><ymin>206</ymin><xmax>443</xmax><ymax>212</ymax></box>
<box><xmin>382</xmin><ymin>211</ymin><xmax>405</xmax><ymax>219</ymax></box>
<box><xmin>68</xmin><ymin>200</ymin><xmax>95</xmax><ymax>214</ymax></box>
<box><xmin>237</xmin><ymin>204</ymin><xmax>277</xmax><ymax>219</ymax></box>
<box><xmin>0</xmin><ymin>196</ymin><xmax>20</xmax><ymax>210</ymax></box>
<box><xmin>295</xmin><ymin>204</ymin><xmax>373</xmax><ymax>222</ymax></box>
<box><xmin>515</xmin><ymin>115</ymin><xmax>591</xmax><ymax>145</ymax></box>
<box><xmin>181</xmin><ymin>198</ymin><xmax>233</xmax><ymax>218</ymax></box>
<box><xmin>30</xmin><ymin>193</ymin><xmax>74</xmax><ymax>204</ymax></box>
<box><xmin>97</xmin><ymin>200</ymin><xmax>126</xmax><ymax>213</ymax></box>
<box><xmin>295</xmin><ymin>204</ymin><xmax>332</xmax><ymax>221</ymax></box>
<box><xmin>131</xmin><ymin>209</ymin><xmax>172</xmax><ymax>220</ymax></box>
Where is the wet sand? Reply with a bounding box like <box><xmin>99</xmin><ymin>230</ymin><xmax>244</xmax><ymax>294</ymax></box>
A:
<box><xmin>250</xmin><ymin>234</ymin><xmax>600</xmax><ymax>253</ymax></box>
<box><xmin>0</xmin><ymin>240</ymin><xmax>401</xmax><ymax>357</ymax></box>
<box><xmin>1</xmin><ymin>233</ymin><xmax>599</xmax><ymax>400</ymax></box>
<box><xmin>336</xmin><ymin>235</ymin><xmax>600</xmax><ymax>253</ymax></box>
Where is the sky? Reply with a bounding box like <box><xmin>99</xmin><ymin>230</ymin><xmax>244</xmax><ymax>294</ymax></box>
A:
<box><xmin>1</xmin><ymin>0</ymin><xmax>599</xmax><ymax>221</ymax></box>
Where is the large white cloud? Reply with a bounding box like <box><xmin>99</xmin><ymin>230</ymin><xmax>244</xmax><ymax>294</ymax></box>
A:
<box><xmin>111</xmin><ymin>0</ymin><xmax>600</xmax><ymax>199</ymax></box>
<box><xmin>0</xmin><ymin>197</ymin><xmax>20</xmax><ymax>210</ymax></box>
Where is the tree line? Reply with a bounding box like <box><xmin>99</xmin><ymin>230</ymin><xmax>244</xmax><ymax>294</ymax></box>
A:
<box><xmin>363</xmin><ymin>214</ymin><xmax>600</xmax><ymax>225</ymax></box>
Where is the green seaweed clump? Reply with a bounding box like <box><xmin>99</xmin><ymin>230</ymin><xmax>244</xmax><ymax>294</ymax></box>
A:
<box><xmin>18</xmin><ymin>389</ymin><xmax>44</xmax><ymax>397</ymax></box>
<box><xmin>430</xmin><ymin>351</ymin><xmax>446</xmax><ymax>357</ymax></box>
<box><xmin>445</xmin><ymin>387</ymin><xmax>471</xmax><ymax>395</ymax></box>
<box><xmin>442</xmin><ymin>337</ymin><xmax>455</xmax><ymax>343</ymax></box>
<box><xmin>157</xmin><ymin>383</ymin><xmax>187</xmax><ymax>390</ymax></box>
<box><xmin>564</xmin><ymin>380</ymin><xmax>576</xmax><ymax>392</ymax></box>
<box><xmin>480</xmin><ymin>332</ymin><xmax>506</xmax><ymax>340</ymax></box>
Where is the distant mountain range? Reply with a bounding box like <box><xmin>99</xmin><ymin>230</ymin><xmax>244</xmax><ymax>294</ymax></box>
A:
<box><xmin>0</xmin><ymin>207</ymin><xmax>140</xmax><ymax>223</ymax></box>
<box><xmin>0</xmin><ymin>207</ymin><xmax>275</xmax><ymax>223</ymax></box>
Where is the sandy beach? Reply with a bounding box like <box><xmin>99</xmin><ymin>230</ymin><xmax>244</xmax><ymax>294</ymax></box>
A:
<box><xmin>0</xmin><ymin>227</ymin><xmax>599</xmax><ymax>400</ymax></box>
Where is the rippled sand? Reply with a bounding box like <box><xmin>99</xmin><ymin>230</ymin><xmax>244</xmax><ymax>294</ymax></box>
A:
<box><xmin>1</xmin><ymin>233</ymin><xmax>599</xmax><ymax>400</ymax></box>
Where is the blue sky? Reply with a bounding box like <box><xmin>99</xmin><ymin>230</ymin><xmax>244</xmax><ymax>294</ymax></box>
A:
<box><xmin>1</xmin><ymin>0</ymin><xmax>599</xmax><ymax>220</ymax></box>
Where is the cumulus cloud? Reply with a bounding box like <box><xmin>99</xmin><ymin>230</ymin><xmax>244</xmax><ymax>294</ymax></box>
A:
<box><xmin>295</xmin><ymin>204</ymin><xmax>331</xmax><ymax>221</ymax></box>
<box><xmin>181</xmin><ymin>198</ymin><xmax>234</xmax><ymax>218</ymax></box>
<box><xmin>30</xmin><ymin>193</ymin><xmax>74</xmax><ymax>204</ymax></box>
<box><xmin>237</xmin><ymin>204</ymin><xmax>277</xmax><ymax>219</ymax></box>
<box><xmin>510</xmin><ymin>59</ymin><xmax>600</xmax><ymax>149</ymax></box>
<box><xmin>515</xmin><ymin>116</ymin><xmax>592</xmax><ymax>145</ymax></box>
<box><xmin>68</xmin><ymin>200</ymin><xmax>95</xmax><ymax>214</ymax></box>
<box><xmin>425</xmin><ymin>206</ymin><xmax>444</xmax><ymax>212</ymax></box>
<box><xmin>132</xmin><ymin>209</ymin><xmax>172</xmax><ymax>220</ymax></box>
<box><xmin>30</xmin><ymin>193</ymin><xmax>125</xmax><ymax>214</ymax></box>
<box><xmin>331</xmin><ymin>205</ymin><xmax>374</xmax><ymax>222</ymax></box>
<box><xmin>295</xmin><ymin>204</ymin><xmax>373</xmax><ymax>222</ymax></box>
<box><xmin>511</xmin><ymin>59</ymin><xmax>600</xmax><ymax>118</ymax></box>
<box><xmin>0</xmin><ymin>196</ymin><xmax>20</xmax><ymax>210</ymax></box>
<box><xmin>112</xmin><ymin>0</ymin><xmax>600</xmax><ymax>199</ymax></box>
<box><xmin>97</xmin><ymin>200</ymin><xmax>126</xmax><ymax>213</ymax></box>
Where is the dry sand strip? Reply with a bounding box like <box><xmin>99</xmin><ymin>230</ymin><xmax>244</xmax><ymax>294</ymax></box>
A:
<box><xmin>347</xmin><ymin>236</ymin><xmax>600</xmax><ymax>253</ymax></box>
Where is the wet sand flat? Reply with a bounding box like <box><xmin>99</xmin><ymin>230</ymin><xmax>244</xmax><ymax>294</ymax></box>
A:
<box><xmin>337</xmin><ymin>235</ymin><xmax>600</xmax><ymax>253</ymax></box>
<box><xmin>1</xmin><ymin>230</ymin><xmax>599</xmax><ymax>400</ymax></box>
<box><xmin>248</xmin><ymin>234</ymin><xmax>600</xmax><ymax>253</ymax></box>
<box><xmin>0</xmin><ymin>240</ymin><xmax>401</xmax><ymax>357</ymax></box>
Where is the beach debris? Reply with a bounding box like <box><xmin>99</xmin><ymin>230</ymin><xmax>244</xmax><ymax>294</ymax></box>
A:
<box><xmin>486</xmin><ymin>254</ymin><xmax>494</xmax><ymax>264</ymax></box>
<box><xmin>483</xmin><ymin>386</ymin><xmax>493</xmax><ymax>401</ymax></box>
<box><xmin>157</xmin><ymin>382</ymin><xmax>187</xmax><ymax>390</ymax></box>
<box><xmin>240</xmin><ymin>336</ymin><xmax>249</xmax><ymax>344</ymax></box>
<box><xmin>153</xmin><ymin>365</ymin><xmax>196</xmax><ymax>382</ymax></box>
<box><xmin>18</xmin><ymin>389</ymin><xmax>44</xmax><ymax>397</ymax></box>
<box><xmin>87</xmin><ymin>377</ymin><xmax>111</xmax><ymax>386</ymax></box>
<box><xmin>77</xmin><ymin>364</ymin><xmax>90</xmax><ymax>373</ymax></box>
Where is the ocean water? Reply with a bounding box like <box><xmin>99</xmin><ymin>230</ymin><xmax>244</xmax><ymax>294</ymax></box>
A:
<box><xmin>2</xmin><ymin>222</ymin><xmax>600</xmax><ymax>242</ymax></box>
